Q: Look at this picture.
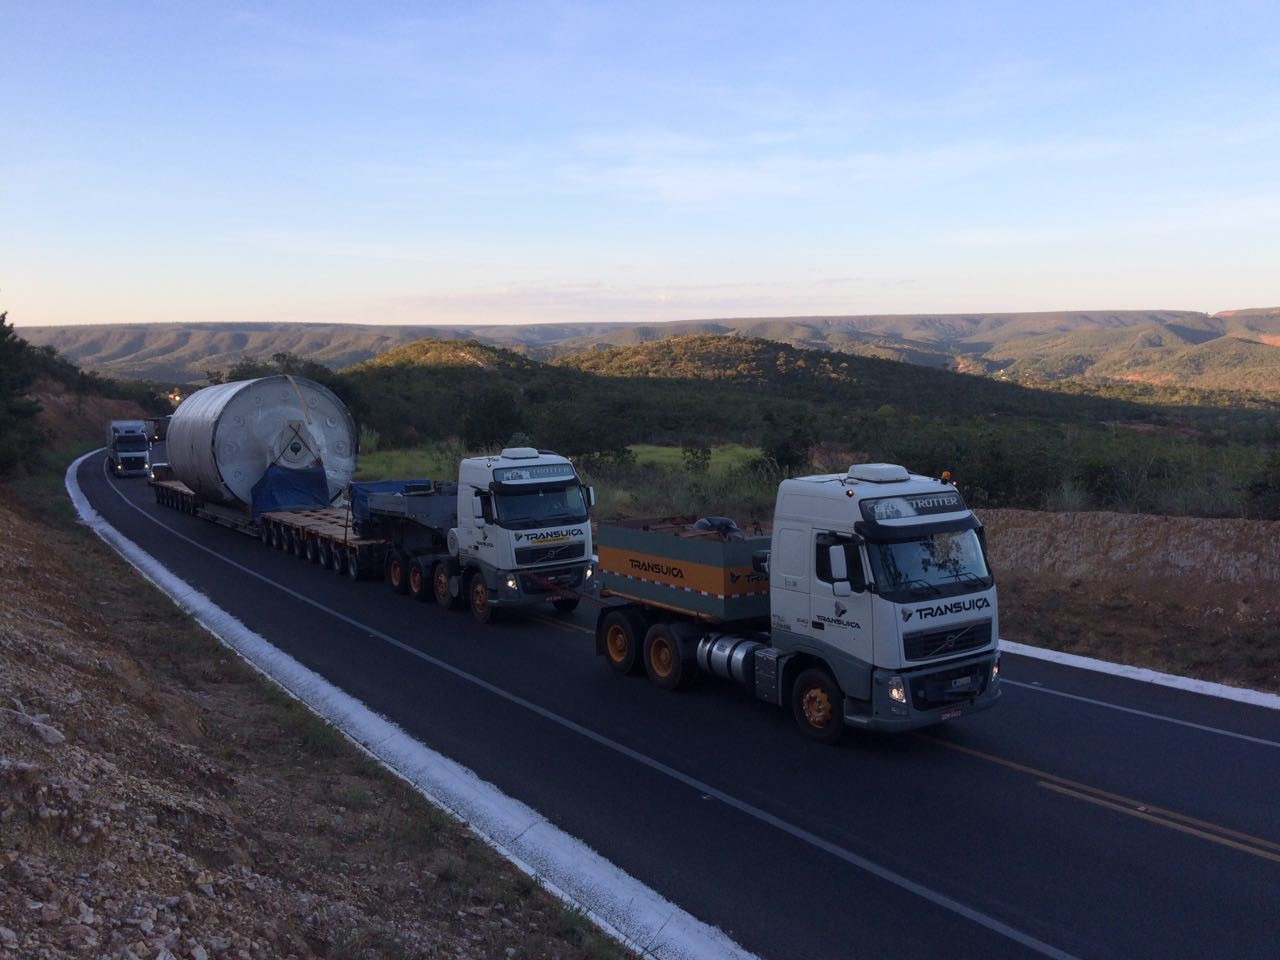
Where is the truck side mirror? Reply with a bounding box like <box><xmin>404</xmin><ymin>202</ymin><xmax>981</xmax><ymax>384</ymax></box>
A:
<box><xmin>586</xmin><ymin>485</ymin><xmax>596</xmax><ymax>508</ymax></box>
<box><xmin>751</xmin><ymin>550</ymin><xmax>770</xmax><ymax>575</ymax></box>
<box><xmin>828</xmin><ymin>544</ymin><xmax>848</xmax><ymax>582</ymax></box>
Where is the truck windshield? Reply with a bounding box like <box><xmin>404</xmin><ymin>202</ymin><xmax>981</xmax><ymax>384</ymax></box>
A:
<box><xmin>866</xmin><ymin>528</ymin><xmax>993</xmax><ymax>603</ymax></box>
<box><xmin>493</xmin><ymin>484</ymin><xmax>588</xmax><ymax>530</ymax></box>
<box><xmin>116</xmin><ymin>436</ymin><xmax>149</xmax><ymax>451</ymax></box>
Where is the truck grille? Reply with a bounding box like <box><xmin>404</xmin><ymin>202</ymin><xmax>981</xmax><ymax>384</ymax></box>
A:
<box><xmin>903</xmin><ymin>619</ymin><xmax>992</xmax><ymax>662</ymax></box>
<box><xmin>518</xmin><ymin>567</ymin><xmax>584</xmax><ymax>594</ymax></box>
<box><xmin>514</xmin><ymin>543</ymin><xmax>586</xmax><ymax>565</ymax></box>
<box><xmin>909</xmin><ymin>661</ymin><xmax>990</xmax><ymax>711</ymax></box>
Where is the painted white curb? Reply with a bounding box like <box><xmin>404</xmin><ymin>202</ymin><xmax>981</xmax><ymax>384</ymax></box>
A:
<box><xmin>66</xmin><ymin>451</ymin><xmax>756</xmax><ymax>960</ymax></box>
<box><xmin>1001</xmin><ymin>640</ymin><xmax>1280</xmax><ymax>710</ymax></box>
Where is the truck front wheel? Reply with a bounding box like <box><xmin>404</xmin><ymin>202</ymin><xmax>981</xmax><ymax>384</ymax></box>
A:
<box><xmin>791</xmin><ymin>669</ymin><xmax>845</xmax><ymax>744</ymax></box>
<box><xmin>468</xmin><ymin>572</ymin><xmax>497</xmax><ymax>624</ymax></box>
<box><xmin>643</xmin><ymin>624</ymin><xmax>690</xmax><ymax>690</ymax></box>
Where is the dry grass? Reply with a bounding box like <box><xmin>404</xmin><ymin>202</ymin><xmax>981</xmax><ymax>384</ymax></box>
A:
<box><xmin>0</xmin><ymin>458</ymin><xmax>633</xmax><ymax>959</ymax></box>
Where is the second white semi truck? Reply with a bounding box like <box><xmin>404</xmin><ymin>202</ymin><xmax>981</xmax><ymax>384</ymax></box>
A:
<box><xmin>594</xmin><ymin>463</ymin><xmax>1001</xmax><ymax>741</ymax></box>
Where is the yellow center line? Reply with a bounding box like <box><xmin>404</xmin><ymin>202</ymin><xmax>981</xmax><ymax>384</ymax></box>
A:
<box><xmin>1036</xmin><ymin>781</ymin><xmax>1280</xmax><ymax>865</ymax></box>
<box><xmin>918</xmin><ymin>734</ymin><xmax>1280</xmax><ymax>861</ymax></box>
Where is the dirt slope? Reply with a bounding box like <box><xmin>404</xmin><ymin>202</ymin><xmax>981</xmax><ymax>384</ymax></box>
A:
<box><xmin>982</xmin><ymin>509</ymin><xmax>1280</xmax><ymax>691</ymax></box>
<box><xmin>0</xmin><ymin>491</ymin><xmax>626</xmax><ymax>960</ymax></box>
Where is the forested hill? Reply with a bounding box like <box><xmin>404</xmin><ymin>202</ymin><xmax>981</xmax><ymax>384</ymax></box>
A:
<box><xmin>15</xmin><ymin>308</ymin><xmax>1280</xmax><ymax>395</ymax></box>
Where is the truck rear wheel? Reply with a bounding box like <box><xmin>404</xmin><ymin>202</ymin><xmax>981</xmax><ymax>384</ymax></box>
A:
<box><xmin>468</xmin><ymin>572</ymin><xmax>497</xmax><ymax>624</ymax></box>
<box><xmin>330</xmin><ymin>545</ymin><xmax>346</xmax><ymax>575</ymax></box>
<box><xmin>600</xmin><ymin>609</ymin><xmax>644</xmax><ymax>674</ymax></box>
<box><xmin>291</xmin><ymin>531</ymin><xmax>306</xmax><ymax>558</ymax></box>
<box><xmin>386</xmin><ymin>551</ymin><xmax>410</xmax><ymax>594</ymax></box>
<box><xmin>643</xmin><ymin>623</ymin><xmax>691</xmax><ymax>690</ymax></box>
<box><xmin>791</xmin><ymin>669</ymin><xmax>845</xmax><ymax>744</ymax></box>
<box><xmin>432</xmin><ymin>562</ymin><xmax>459</xmax><ymax>609</ymax></box>
<box><xmin>408</xmin><ymin>560</ymin><xmax>430</xmax><ymax>602</ymax></box>
<box><xmin>305</xmin><ymin>537</ymin><xmax>320</xmax><ymax>564</ymax></box>
<box><xmin>317</xmin><ymin>540</ymin><xmax>332</xmax><ymax>568</ymax></box>
<box><xmin>346</xmin><ymin>548</ymin><xmax>360</xmax><ymax>580</ymax></box>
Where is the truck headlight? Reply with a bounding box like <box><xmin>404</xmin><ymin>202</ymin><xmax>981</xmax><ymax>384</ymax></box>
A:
<box><xmin>504</xmin><ymin>574</ymin><xmax>518</xmax><ymax>591</ymax></box>
<box><xmin>584</xmin><ymin>565</ymin><xmax>593</xmax><ymax>580</ymax></box>
<box><xmin>991</xmin><ymin>657</ymin><xmax>1001</xmax><ymax>683</ymax></box>
<box><xmin>888</xmin><ymin>676</ymin><xmax>907</xmax><ymax>704</ymax></box>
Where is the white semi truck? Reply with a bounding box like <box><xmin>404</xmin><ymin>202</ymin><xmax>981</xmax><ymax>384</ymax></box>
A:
<box><xmin>436</xmin><ymin>448</ymin><xmax>595</xmax><ymax>622</ymax></box>
<box><xmin>106</xmin><ymin>420</ymin><xmax>151</xmax><ymax>476</ymax></box>
<box><xmin>594</xmin><ymin>463</ymin><xmax>1000</xmax><ymax>741</ymax></box>
<box><xmin>151</xmin><ymin>377</ymin><xmax>594</xmax><ymax>623</ymax></box>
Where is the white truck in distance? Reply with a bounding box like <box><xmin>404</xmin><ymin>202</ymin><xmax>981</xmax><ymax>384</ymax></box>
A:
<box><xmin>441</xmin><ymin>447</ymin><xmax>595</xmax><ymax>622</ymax></box>
<box><xmin>106</xmin><ymin>420</ymin><xmax>150</xmax><ymax>476</ymax></box>
<box><xmin>595</xmin><ymin>463</ymin><xmax>1000</xmax><ymax>742</ymax></box>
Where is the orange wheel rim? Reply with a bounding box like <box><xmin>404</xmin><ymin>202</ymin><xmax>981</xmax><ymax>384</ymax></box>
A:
<box><xmin>435</xmin><ymin>570</ymin><xmax>449</xmax><ymax>597</ymax></box>
<box><xmin>650</xmin><ymin>638</ymin><xmax>674</xmax><ymax>678</ymax></box>
<box><xmin>472</xmin><ymin>581</ymin><xmax>486</xmax><ymax>612</ymax></box>
<box><xmin>410</xmin><ymin>568</ymin><xmax>422</xmax><ymax>591</ymax></box>
<box><xmin>802</xmin><ymin>687</ymin><xmax>832</xmax><ymax>727</ymax></box>
<box><xmin>606</xmin><ymin>624</ymin><xmax>629</xmax><ymax>662</ymax></box>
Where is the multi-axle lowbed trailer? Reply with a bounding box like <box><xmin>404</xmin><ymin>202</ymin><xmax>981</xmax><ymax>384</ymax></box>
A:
<box><xmin>152</xmin><ymin>477</ymin><xmax>456</xmax><ymax>587</ymax></box>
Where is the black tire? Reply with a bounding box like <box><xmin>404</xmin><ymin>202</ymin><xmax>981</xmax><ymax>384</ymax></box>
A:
<box><xmin>317</xmin><ymin>540</ymin><xmax>332</xmax><ymax>568</ymax></box>
<box><xmin>432</xmin><ymin>561</ymin><xmax>459</xmax><ymax>610</ymax></box>
<box><xmin>552</xmin><ymin>597</ymin><xmax>580</xmax><ymax>615</ymax></box>
<box><xmin>346</xmin><ymin>548</ymin><xmax>360</xmax><ymax>580</ymax></box>
<box><xmin>643</xmin><ymin>623</ymin><xmax>690</xmax><ymax>690</ymax></box>
<box><xmin>331</xmin><ymin>546</ymin><xmax>346</xmax><ymax>575</ymax></box>
<box><xmin>599</xmin><ymin>609</ymin><xmax>644</xmax><ymax>674</ymax></box>
<box><xmin>291</xmin><ymin>531</ymin><xmax>306</xmax><ymax>558</ymax></box>
<box><xmin>259</xmin><ymin>523</ymin><xmax>270</xmax><ymax>546</ymax></box>
<box><xmin>386</xmin><ymin>551</ymin><xmax>410</xmax><ymax>594</ymax></box>
<box><xmin>791</xmin><ymin>668</ymin><xmax>845</xmax><ymax>744</ymax></box>
<box><xmin>467</xmin><ymin>572</ymin><xmax>497</xmax><ymax>624</ymax></box>
<box><xmin>408</xmin><ymin>560</ymin><xmax>430</xmax><ymax>602</ymax></box>
<box><xmin>305</xmin><ymin>537</ymin><xmax>319</xmax><ymax>564</ymax></box>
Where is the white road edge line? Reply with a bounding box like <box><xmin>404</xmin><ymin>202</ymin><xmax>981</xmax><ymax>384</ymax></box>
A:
<box><xmin>1001</xmin><ymin>640</ymin><xmax>1280</xmax><ymax>711</ymax></box>
<box><xmin>1000</xmin><ymin>680</ymin><xmax>1280</xmax><ymax>750</ymax></box>
<box><xmin>67</xmin><ymin>452</ymin><xmax>756</xmax><ymax>960</ymax></box>
<box><xmin>77</xmin><ymin>452</ymin><xmax>1083</xmax><ymax>960</ymax></box>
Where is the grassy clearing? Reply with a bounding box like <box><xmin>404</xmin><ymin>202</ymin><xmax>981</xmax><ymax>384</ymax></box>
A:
<box><xmin>629</xmin><ymin>443</ymin><xmax>760</xmax><ymax>470</ymax></box>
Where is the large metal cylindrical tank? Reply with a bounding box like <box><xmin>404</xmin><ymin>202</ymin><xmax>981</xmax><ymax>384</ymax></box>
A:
<box><xmin>167</xmin><ymin>376</ymin><xmax>357</xmax><ymax>507</ymax></box>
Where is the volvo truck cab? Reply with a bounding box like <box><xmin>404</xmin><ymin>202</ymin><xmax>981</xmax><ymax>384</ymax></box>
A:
<box><xmin>445</xmin><ymin>447</ymin><xmax>596</xmax><ymax>622</ymax></box>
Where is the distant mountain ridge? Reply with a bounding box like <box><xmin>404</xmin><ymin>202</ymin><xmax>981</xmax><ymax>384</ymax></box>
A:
<box><xmin>14</xmin><ymin>307</ymin><xmax>1280</xmax><ymax>393</ymax></box>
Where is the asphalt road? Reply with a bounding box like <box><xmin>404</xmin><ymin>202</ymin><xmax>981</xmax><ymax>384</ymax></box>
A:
<box><xmin>81</xmin><ymin>452</ymin><xmax>1280</xmax><ymax>960</ymax></box>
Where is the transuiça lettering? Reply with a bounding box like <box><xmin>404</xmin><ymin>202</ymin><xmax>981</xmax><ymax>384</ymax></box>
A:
<box><xmin>629</xmin><ymin>558</ymin><xmax>685</xmax><ymax>579</ymax></box>
<box><xmin>914</xmin><ymin>596</ymin><xmax>991</xmax><ymax>620</ymax></box>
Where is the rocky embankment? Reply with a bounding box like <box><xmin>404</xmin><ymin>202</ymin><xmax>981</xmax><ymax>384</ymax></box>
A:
<box><xmin>0</xmin><ymin>493</ymin><xmax>624</xmax><ymax>960</ymax></box>
<box><xmin>982</xmin><ymin>508</ymin><xmax>1280</xmax><ymax>692</ymax></box>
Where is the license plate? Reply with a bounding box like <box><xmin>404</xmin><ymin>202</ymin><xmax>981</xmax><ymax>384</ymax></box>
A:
<box><xmin>950</xmin><ymin>676</ymin><xmax>975</xmax><ymax>690</ymax></box>
<box><xmin>940</xmin><ymin>707</ymin><xmax>963</xmax><ymax>721</ymax></box>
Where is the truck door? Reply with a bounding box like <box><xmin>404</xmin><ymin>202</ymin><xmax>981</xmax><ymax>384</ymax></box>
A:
<box><xmin>811</xmin><ymin>533</ymin><xmax>873</xmax><ymax>665</ymax></box>
<box><xmin>770</xmin><ymin>525</ymin><xmax>811</xmax><ymax>635</ymax></box>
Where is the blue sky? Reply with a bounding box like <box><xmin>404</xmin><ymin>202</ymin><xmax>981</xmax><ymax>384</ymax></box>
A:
<box><xmin>3</xmin><ymin>1</ymin><xmax>1278</xmax><ymax>327</ymax></box>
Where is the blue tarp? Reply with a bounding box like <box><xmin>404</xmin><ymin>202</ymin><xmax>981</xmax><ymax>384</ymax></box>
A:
<box><xmin>349</xmin><ymin>478</ymin><xmax>433</xmax><ymax>524</ymax></box>
<box><xmin>250</xmin><ymin>464</ymin><xmax>331</xmax><ymax>520</ymax></box>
